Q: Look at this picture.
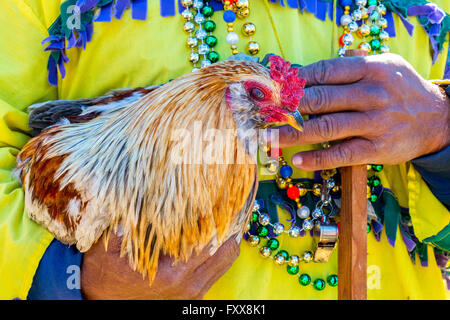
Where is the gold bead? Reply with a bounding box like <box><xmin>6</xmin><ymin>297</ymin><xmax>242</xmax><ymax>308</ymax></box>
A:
<box><xmin>276</xmin><ymin>177</ymin><xmax>287</xmax><ymax>189</ymax></box>
<box><xmin>181</xmin><ymin>0</ymin><xmax>193</xmax><ymax>7</ymax></box>
<box><xmin>237</xmin><ymin>8</ymin><xmax>250</xmax><ymax>18</ymax></box>
<box><xmin>242</xmin><ymin>22</ymin><xmax>256</xmax><ymax>36</ymax></box>
<box><xmin>288</xmin><ymin>255</ymin><xmax>300</xmax><ymax>267</ymax></box>
<box><xmin>296</xmin><ymin>183</ymin><xmax>307</xmax><ymax>197</ymax></box>
<box><xmin>281</xmin><ymin>160</ymin><xmax>288</xmax><ymax>166</ymax></box>
<box><xmin>232</xmin><ymin>49</ymin><xmax>239</xmax><ymax>54</ymax></box>
<box><xmin>248</xmin><ymin>235</ymin><xmax>260</xmax><ymax>247</ymax></box>
<box><xmin>367</xmin><ymin>185</ymin><xmax>372</xmax><ymax>198</ymax></box>
<box><xmin>247</xmin><ymin>41</ymin><xmax>260</xmax><ymax>55</ymax></box>
<box><xmin>227</xmin><ymin>22</ymin><xmax>234</xmax><ymax>27</ymax></box>
<box><xmin>260</xmin><ymin>145</ymin><xmax>270</xmax><ymax>152</ymax></box>
<box><xmin>312</xmin><ymin>183</ymin><xmax>322</xmax><ymax>197</ymax></box>
<box><xmin>236</xmin><ymin>0</ymin><xmax>249</xmax><ymax>9</ymax></box>
<box><xmin>278</xmin><ymin>156</ymin><xmax>285</xmax><ymax>162</ymax></box>
<box><xmin>230</xmin><ymin>44</ymin><xmax>238</xmax><ymax>50</ymax></box>
<box><xmin>227</xmin><ymin>27</ymin><xmax>234</xmax><ymax>32</ymax></box>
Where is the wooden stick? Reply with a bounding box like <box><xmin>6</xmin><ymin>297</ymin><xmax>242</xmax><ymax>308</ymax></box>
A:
<box><xmin>338</xmin><ymin>165</ymin><xmax>367</xmax><ymax>300</ymax></box>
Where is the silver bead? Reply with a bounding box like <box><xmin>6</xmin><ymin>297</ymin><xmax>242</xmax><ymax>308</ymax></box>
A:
<box><xmin>181</xmin><ymin>9</ymin><xmax>194</xmax><ymax>21</ymax></box>
<box><xmin>253</xmin><ymin>201</ymin><xmax>260</xmax><ymax>211</ymax></box>
<box><xmin>191</xmin><ymin>67</ymin><xmax>200</xmax><ymax>72</ymax></box>
<box><xmin>288</xmin><ymin>255</ymin><xmax>300</xmax><ymax>267</ymax></box>
<box><xmin>198</xmin><ymin>43</ymin><xmax>210</xmax><ymax>54</ymax></box>
<box><xmin>348</xmin><ymin>21</ymin><xmax>359</xmax><ymax>33</ymax></box>
<box><xmin>338</xmin><ymin>47</ymin><xmax>346</xmax><ymax>57</ymax></box>
<box><xmin>274</xmin><ymin>253</ymin><xmax>286</xmax><ymax>265</ymax></box>
<box><xmin>352</xmin><ymin>9</ymin><xmax>363</xmax><ymax>21</ymax></box>
<box><xmin>327</xmin><ymin>179</ymin><xmax>336</xmax><ymax>189</ymax></box>
<box><xmin>340</xmin><ymin>14</ymin><xmax>352</xmax><ymax>26</ymax></box>
<box><xmin>288</xmin><ymin>226</ymin><xmax>301</xmax><ymax>238</ymax></box>
<box><xmin>273</xmin><ymin>222</ymin><xmax>285</xmax><ymax>235</ymax></box>
<box><xmin>189</xmin><ymin>52</ymin><xmax>199</xmax><ymax>63</ymax></box>
<box><xmin>359</xmin><ymin>24</ymin><xmax>371</xmax><ymax>37</ymax></box>
<box><xmin>226</xmin><ymin>32</ymin><xmax>239</xmax><ymax>45</ymax></box>
<box><xmin>379</xmin><ymin>30</ymin><xmax>390</xmax><ymax>41</ymax></box>
<box><xmin>377</xmin><ymin>17</ymin><xmax>388</xmax><ymax>28</ymax></box>
<box><xmin>194</xmin><ymin>13</ymin><xmax>205</xmax><ymax>24</ymax></box>
<box><xmin>355</xmin><ymin>0</ymin><xmax>367</xmax><ymax>6</ymax></box>
<box><xmin>195</xmin><ymin>29</ymin><xmax>207</xmax><ymax>40</ymax></box>
<box><xmin>343</xmin><ymin>33</ymin><xmax>354</xmax><ymax>46</ymax></box>
<box><xmin>312</xmin><ymin>208</ymin><xmax>323</xmax><ymax>219</ymax></box>
<box><xmin>201</xmin><ymin>59</ymin><xmax>212</xmax><ymax>68</ymax></box>
<box><xmin>380</xmin><ymin>45</ymin><xmax>390</xmax><ymax>54</ymax></box>
<box><xmin>258</xmin><ymin>213</ymin><xmax>270</xmax><ymax>226</ymax></box>
<box><xmin>183</xmin><ymin>21</ymin><xmax>195</xmax><ymax>33</ymax></box>
<box><xmin>377</xmin><ymin>4</ymin><xmax>387</xmax><ymax>15</ymax></box>
<box><xmin>360</xmin><ymin>42</ymin><xmax>371</xmax><ymax>52</ymax></box>
<box><xmin>193</xmin><ymin>0</ymin><xmax>203</xmax><ymax>9</ymax></box>
<box><xmin>236</xmin><ymin>0</ymin><xmax>249</xmax><ymax>9</ymax></box>
<box><xmin>186</xmin><ymin>36</ymin><xmax>198</xmax><ymax>47</ymax></box>
<box><xmin>302</xmin><ymin>218</ymin><xmax>313</xmax><ymax>231</ymax></box>
<box><xmin>297</xmin><ymin>206</ymin><xmax>310</xmax><ymax>219</ymax></box>
<box><xmin>260</xmin><ymin>246</ymin><xmax>271</xmax><ymax>258</ymax></box>
<box><xmin>248</xmin><ymin>235</ymin><xmax>260</xmax><ymax>246</ymax></box>
<box><xmin>302</xmin><ymin>251</ymin><xmax>313</xmax><ymax>262</ymax></box>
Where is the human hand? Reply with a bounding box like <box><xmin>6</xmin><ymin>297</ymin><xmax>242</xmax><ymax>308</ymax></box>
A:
<box><xmin>81</xmin><ymin>233</ymin><xmax>240</xmax><ymax>300</ymax></box>
<box><xmin>274</xmin><ymin>53</ymin><xmax>449</xmax><ymax>171</ymax></box>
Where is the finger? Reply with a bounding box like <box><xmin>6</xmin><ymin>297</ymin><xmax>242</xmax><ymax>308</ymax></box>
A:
<box><xmin>299</xmin><ymin>84</ymin><xmax>383</xmax><ymax>115</ymax></box>
<box><xmin>291</xmin><ymin>138</ymin><xmax>376</xmax><ymax>171</ymax></box>
<box><xmin>298</xmin><ymin>56</ymin><xmax>367</xmax><ymax>87</ymax></box>
<box><xmin>344</xmin><ymin>49</ymin><xmax>369</xmax><ymax>57</ymax></box>
<box><xmin>272</xmin><ymin>112</ymin><xmax>373</xmax><ymax>148</ymax></box>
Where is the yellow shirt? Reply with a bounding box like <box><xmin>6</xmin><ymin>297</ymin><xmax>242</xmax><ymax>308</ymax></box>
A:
<box><xmin>0</xmin><ymin>0</ymin><xmax>449</xmax><ymax>299</ymax></box>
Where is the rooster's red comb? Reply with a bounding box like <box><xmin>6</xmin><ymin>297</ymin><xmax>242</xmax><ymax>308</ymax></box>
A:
<box><xmin>269</xmin><ymin>55</ymin><xmax>306</xmax><ymax>111</ymax></box>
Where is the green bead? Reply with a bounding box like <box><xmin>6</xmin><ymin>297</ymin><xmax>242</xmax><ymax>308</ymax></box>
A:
<box><xmin>251</xmin><ymin>212</ymin><xmax>259</xmax><ymax>222</ymax></box>
<box><xmin>267</xmin><ymin>238</ymin><xmax>280</xmax><ymax>251</ymax></box>
<box><xmin>287</xmin><ymin>265</ymin><xmax>299</xmax><ymax>275</ymax></box>
<box><xmin>277</xmin><ymin>250</ymin><xmax>289</xmax><ymax>260</ymax></box>
<box><xmin>368</xmin><ymin>0</ymin><xmax>377</xmax><ymax>5</ymax></box>
<box><xmin>369</xmin><ymin>176</ymin><xmax>381</xmax><ymax>187</ymax></box>
<box><xmin>367</xmin><ymin>224</ymin><xmax>371</xmax><ymax>233</ymax></box>
<box><xmin>313</xmin><ymin>279</ymin><xmax>326</xmax><ymax>291</ymax></box>
<box><xmin>205</xmin><ymin>35</ymin><xmax>218</xmax><ymax>47</ymax></box>
<box><xmin>370</xmin><ymin>194</ymin><xmax>378</xmax><ymax>202</ymax></box>
<box><xmin>327</xmin><ymin>275</ymin><xmax>338</xmax><ymax>287</ymax></box>
<box><xmin>370</xmin><ymin>39</ymin><xmax>381</xmax><ymax>50</ymax></box>
<box><xmin>370</xmin><ymin>25</ymin><xmax>381</xmax><ymax>36</ymax></box>
<box><xmin>207</xmin><ymin>51</ymin><xmax>219</xmax><ymax>63</ymax></box>
<box><xmin>298</xmin><ymin>274</ymin><xmax>311</xmax><ymax>286</ymax></box>
<box><xmin>201</xmin><ymin>5</ymin><xmax>214</xmax><ymax>17</ymax></box>
<box><xmin>204</xmin><ymin>20</ymin><xmax>216</xmax><ymax>32</ymax></box>
<box><xmin>257</xmin><ymin>225</ymin><xmax>269</xmax><ymax>237</ymax></box>
<box><xmin>372</xmin><ymin>164</ymin><xmax>384</xmax><ymax>172</ymax></box>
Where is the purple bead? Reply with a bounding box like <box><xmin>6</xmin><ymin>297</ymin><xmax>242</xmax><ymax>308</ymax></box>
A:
<box><xmin>223</xmin><ymin>10</ymin><xmax>236</xmax><ymax>23</ymax></box>
<box><xmin>340</xmin><ymin>0</ymin><xmax>353</xmax><ymax>7</ymax></box>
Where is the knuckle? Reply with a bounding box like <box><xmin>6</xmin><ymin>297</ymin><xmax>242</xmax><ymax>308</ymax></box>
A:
<box><xmin>315</xmin><ymin>115</ymin><xmax>336</xmax><ymax>141</ymax></box>
<box><xmin>313</xmin><ymin>60</ymin><xmax>330</xmax><ymax>84</ymax></box>
<box><xmin>334</xmin><ymin>144</ymin><xmax>355</xmax><ymax>163</ymax></box>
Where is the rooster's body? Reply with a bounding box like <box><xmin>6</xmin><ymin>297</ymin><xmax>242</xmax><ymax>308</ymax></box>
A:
<box><xmin>16</xmin><ymin>56</ymin><xmax>305</xmax><ymax>281</ymax></box>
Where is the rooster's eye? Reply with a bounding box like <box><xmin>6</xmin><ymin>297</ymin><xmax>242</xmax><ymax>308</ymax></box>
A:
<box><xmin>250</xmin><ymin>87</ymin><xmax>265</xmax><ymax>100</ymax></box>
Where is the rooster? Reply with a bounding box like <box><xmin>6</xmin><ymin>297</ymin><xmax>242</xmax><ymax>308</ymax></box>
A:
<box><xmin>15</xmin><ymin>55</ymin><xmax>305</xmax><ymax>282</ymax></box>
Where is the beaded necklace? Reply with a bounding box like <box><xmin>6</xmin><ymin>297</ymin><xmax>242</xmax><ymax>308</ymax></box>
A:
<box><xmin>179</xmin><ymin>0</ymin><xmax>391</xmax><ymax>291</ymax></box>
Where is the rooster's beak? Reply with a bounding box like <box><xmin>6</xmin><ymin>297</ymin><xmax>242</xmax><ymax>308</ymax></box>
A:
<box><xmin>283</xmin><ymin>109</ymin><xmax>304</xmax><ymax>132</ymax></box>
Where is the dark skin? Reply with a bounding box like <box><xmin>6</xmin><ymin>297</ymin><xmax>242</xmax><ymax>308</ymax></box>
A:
<box><xmin>82</xmin><ymin>53</ymin><xmax>449</xmax><ymax>299</ymax></box>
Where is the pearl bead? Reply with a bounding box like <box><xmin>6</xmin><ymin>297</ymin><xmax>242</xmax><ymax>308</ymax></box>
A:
<box><xmin>302</xmin><ymin>219</ymin><xmax>313</xmax><ymax>231</ymax></box>
<box><xmin>226</xmin><ymin>32</ymin><xmax>239</xmax><ymax>45</ymax></box>
<box><xmin>258</xmin><ymin>213</ymin><xmax>270</xmax><ymax>226</ymax></box>
<box><xmin>340</xmin><ymin>14</ymin><xmax>352</xmax><ymax>26</ymax></box>
<box><xmin>273</xmin><ymin>222</ymin><xmax>285</xmax><ymax>235</ymax></box>
<box><xmin>186</xmin><ymin>37</ymin><xmax>198</xmax><ymax>47</ymax></box>
<box><xmin>297</xmin><ymin>206</ymin><xmax>310</xmax><ymax>219</ymax></box>
<box><xmin>198</xmin><ymin>43</ymin><xmax>210</xmax><ymax>54</ymax></box>
<box><xmin>288</xmin><ymin>226</ymin><xmax>301</xmax><ymax>238</ymax></box>
<box><xmin>183</xmin><ymin>21</ymin><xmax>195</xmax><ymax>33</ymax></box>
<box><xmin>189</xmin><ymin>52</ymin><xmax>199</xmax><ymax>63</ymax></box>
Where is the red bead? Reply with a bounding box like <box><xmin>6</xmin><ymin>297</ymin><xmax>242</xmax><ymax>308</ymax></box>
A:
<box><xmin>287</xmin><ymin>186</ymin><xmax>300</xmax><ymax>199</ymax></box>
<box><xmin>337</xmin><ymin>222</ymin><xmax>341</xmax><ymax>234</ymax></box>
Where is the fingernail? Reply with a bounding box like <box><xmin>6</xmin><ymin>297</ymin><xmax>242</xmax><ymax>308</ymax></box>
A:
<box><xmin>292</xmin><ymin>154</ymin><xmax>303</xmax><ymax>167</ymax></box>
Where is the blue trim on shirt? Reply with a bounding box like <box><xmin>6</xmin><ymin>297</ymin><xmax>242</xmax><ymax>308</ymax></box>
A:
<box><xmin>27</xmin><ymin>239</ymin><xmax>83</xmax><ymax>300</ymax></box>
<box><xmin>412</xmin><ymin>145</ymin><xmax>450</xmax><ymax>211</ymax></box>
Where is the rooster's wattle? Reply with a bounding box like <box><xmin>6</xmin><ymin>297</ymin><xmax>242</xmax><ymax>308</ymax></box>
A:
<box><xmin>15</xmin><ymin>56</ymin><xmax>305</xmax><ymax>282</ymax></box>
